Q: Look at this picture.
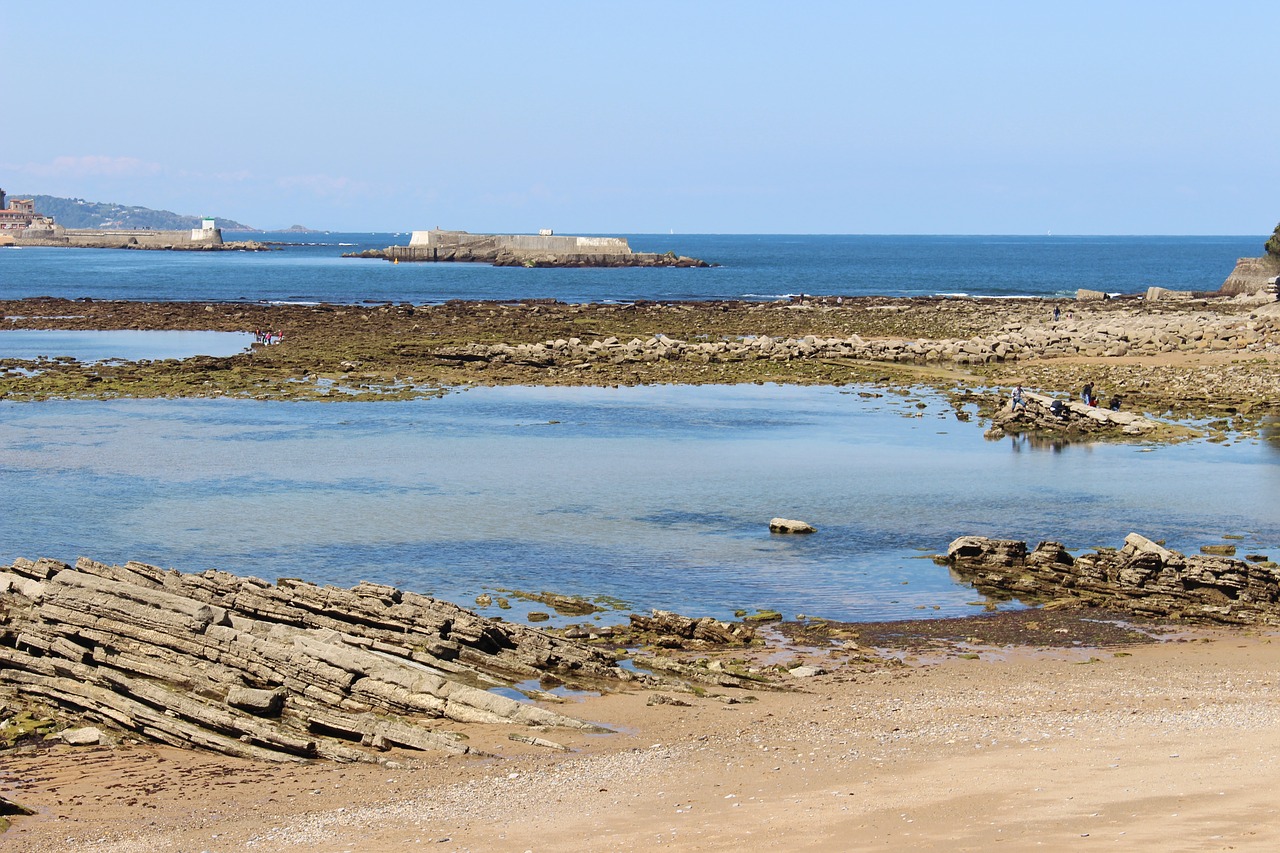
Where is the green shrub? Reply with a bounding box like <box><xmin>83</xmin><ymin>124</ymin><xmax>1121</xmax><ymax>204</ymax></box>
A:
<box><xmin>1266</xmin><ymin>222</ymin><xmax>1280</xmax><ymax>257</ymax></box>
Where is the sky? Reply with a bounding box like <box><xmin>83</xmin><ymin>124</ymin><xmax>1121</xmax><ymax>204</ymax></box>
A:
<box><xmin>3</xmin><ymin>1</ymin><xmax>1277</xmax><ymax>234</ymax></box>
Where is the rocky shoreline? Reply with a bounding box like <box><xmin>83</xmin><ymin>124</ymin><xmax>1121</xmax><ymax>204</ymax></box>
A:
<box><xmin>947</xmin><ymin>533</ymin><xmax>1280</xmax><ymax>625</ymax></box>
<box><xmin>4</xmin><ymin>534</ymin><xmax>1278</xmax><ymax>770</ymax></box>
<box><xmin>2</xmin><ymin>292</ymin><xmax>1278</xmax><ymax>440</ymax></box>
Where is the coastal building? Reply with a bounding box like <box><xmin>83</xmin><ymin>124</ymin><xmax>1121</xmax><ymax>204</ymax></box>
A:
<box><xmin>0</xmin><ymin>189</ymin><xmax>225</xmax><ymax>249</ymax></box>
<box><xmin>0</xmin><ymin>188</ymin><xmax>43</xmax><ymax>230</ymax></box>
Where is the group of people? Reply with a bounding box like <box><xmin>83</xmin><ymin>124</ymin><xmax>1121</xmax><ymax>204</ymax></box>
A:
<box><xmin>1081</xmin><ymin>382</ymin><xmax>1121</xmax><ymax>410</ymax></box>
<box><xmin>1010</xmin><ymin>382</ymin><xmax>1122</xmax><ymax>417</ymax></box>
<box><xmin>253</xmin><ymin>329</ymin><xmax>284</xmax><ymax>345</ymax></box>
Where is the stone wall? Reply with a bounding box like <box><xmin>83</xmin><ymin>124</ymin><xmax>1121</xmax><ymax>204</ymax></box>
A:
<box><xmin>409</xmin><ymin>229</ymin><xmax>632</xmax><ymax>256</ymax></box>
<box><xmin>17</xmin><ymin>225</ymin><xmax>223</xmax><ymax>249</ymax></box>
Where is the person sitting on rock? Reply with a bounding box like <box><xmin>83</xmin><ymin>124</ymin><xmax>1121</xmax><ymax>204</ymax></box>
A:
<box><xmin>1109</xmin><ymin>395</ymin><xmax>1122</xmax><ymax>411</ymax></box>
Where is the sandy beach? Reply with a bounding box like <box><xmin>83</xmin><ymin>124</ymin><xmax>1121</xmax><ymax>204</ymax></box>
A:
<box><xmin>4</xmin><ymin>625</ymin><xmax>1279</xmax><ymax>852</ymax></box>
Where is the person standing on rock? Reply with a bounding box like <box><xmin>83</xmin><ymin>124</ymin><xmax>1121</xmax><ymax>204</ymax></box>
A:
<box><xmin>1012</xmin><ymin>385</ymin><xmax>1026</xmax><ymax>410</ymax></box>
<box><xmin>1053</xmin><ymin>305</ymin><xmax>1060</xmax><ymax>322</ymax></box>
<box><xmin>1082</xmin><ymin>382</ymin><xmax>1093</xmax><ymax>406</ymax></box>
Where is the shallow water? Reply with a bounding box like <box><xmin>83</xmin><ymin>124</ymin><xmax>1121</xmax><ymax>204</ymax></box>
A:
<box><xmin>1</xmin><ymin>385</ymin><xmax>1276</xmax><ymax>624</ymax></box>
<box><xmin>0</xmin><ymin>329</ymin><xmax>255</xmax><ymax>362</ymax></box>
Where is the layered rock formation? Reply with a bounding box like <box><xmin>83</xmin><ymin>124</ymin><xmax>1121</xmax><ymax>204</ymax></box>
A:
<box><xmin>947</xmin><ymin>534</ymin><xmax>1280</xmax><ymax>625</ymax></box>
<box><xmin>1</xmin><ymin>557</ymin><xmax>630</xmax><ymax>763</ymax></box>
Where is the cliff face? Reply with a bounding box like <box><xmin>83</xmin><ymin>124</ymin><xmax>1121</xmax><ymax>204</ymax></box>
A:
<box><xmin>1220</xmin><ymin>254</ymin><xmax>1280</xmax><ymax>295</ymax></box>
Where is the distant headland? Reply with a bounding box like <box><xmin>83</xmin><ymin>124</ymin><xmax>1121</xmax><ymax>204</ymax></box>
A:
<box><xmin>0</xmin><ymin>189</ymin><xmax>266</xmax><ymax>251</ymax></box>
<box><xmin>344</xmin><ymin>228</ymin><xmax>713</xmax><ymax>268</ymax></box>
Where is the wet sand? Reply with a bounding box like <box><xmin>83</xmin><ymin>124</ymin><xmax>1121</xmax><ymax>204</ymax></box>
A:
<box><xmin>5</xmin><ymin>628</ymin><xmax>1279</xmax><ymax>852</ymax></box>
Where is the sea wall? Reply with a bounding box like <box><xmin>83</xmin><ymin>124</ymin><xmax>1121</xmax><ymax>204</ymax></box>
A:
<box><xmin>408</xmin><ymin>229</ymin><xmax>632</xmax><ymax>256</ymax></box>
<box><xmin>947</xmin><ymin>533</ymin><xmax>1280</xmax><ymax>625</ymax></box>
<box><xmin>17</xmin><ymin>225</ymin><xmax>224</xmax><ymax>249</ymax></box>
<box><xmin>1220</xmin><ymin>255</ymin><xmax>1280</xmax><ymax>295</ymax></box>
<box><xmin>355</xmin><ymin>228</ymin><xmax>716</xmax><ymax>267</ymax></box>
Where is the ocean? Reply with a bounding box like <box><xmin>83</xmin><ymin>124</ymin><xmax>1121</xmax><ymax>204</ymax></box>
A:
<box><xmin>2</xmin><ymin>234</ymin><xmax>1276</xmax><ymax>625</ymax></box>
<box><xmin>0</xmin><ymin>233</ymin><xmax>1262</xmax><ymax>304</ymax></box>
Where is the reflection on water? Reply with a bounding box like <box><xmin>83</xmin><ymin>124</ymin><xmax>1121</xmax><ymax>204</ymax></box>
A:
<box><xmin>0</xmin><ymin>330</ymin><xmax>255</xmax><ymax>362</ymax></box>
<box><xmin>1</xmin><ymin>385</ymin><xmax>1277</xmax><ymax>624</ymax></box>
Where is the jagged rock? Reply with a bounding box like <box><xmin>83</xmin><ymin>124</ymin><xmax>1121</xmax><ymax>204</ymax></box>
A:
<box><xmin>948</xmin><ymin>536</ymin><xmax>1026</xmax><ymax>566</ymax></box>
<box><xmin>947</xmin><ymin>534</ymin><xmax>1280</xmax><ymax>626</ymax></box>
<box><xmin>626</xmin><ymin>610</ymin><xmax>756</xmax><ymax>647</ymax></box>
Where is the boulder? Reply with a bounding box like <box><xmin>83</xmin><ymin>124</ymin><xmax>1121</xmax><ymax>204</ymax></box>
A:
<box><xmin>59</xmin><ymin>726</ymin><xmax>103</xmax><ymax>746</ymax></box>
<box><xmin>770</xmin><ymin>518</ymin><xmax>816</xmax><ymax>534</ymax></box>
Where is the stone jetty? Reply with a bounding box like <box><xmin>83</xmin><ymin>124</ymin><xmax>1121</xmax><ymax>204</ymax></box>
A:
<box><xmin>947</xmin><ymin>534</ymin><xmax>1280</xmax><ymax>626</ymax></box>
<box><xmin>0</xmin><ymin>557</ymin><xmax>631</xmax><ymax>763</ymax></box>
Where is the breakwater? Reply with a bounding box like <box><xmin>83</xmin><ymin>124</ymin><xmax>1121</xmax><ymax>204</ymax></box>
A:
<box><xmin>345</xmin><ymin>228</ymin><xmax>711</xmax><ymax>267</ymax></box>
<box><xmin>12</xmin><ymin>224</ymin><xmax>267</xmax><ymax>251</ymax></box>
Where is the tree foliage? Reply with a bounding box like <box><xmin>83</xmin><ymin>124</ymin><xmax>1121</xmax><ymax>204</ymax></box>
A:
<box><xmin>17</xmin><ymin>194</ymin><xmax>253</xmax><ymax>231</ymax></box>
<box><xmin>1266</xmin><ymin>222</ymin><xmax>1280</xmax><ymax>258</ymax></box>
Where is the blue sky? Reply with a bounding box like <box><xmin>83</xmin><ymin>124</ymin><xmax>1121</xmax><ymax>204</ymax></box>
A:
<box><xmin>3</xmin><ymin>1</ymin><xmax>1276</xmax><ymax>234</ymax></box>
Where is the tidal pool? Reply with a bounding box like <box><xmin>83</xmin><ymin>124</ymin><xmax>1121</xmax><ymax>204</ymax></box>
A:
<box><xmin>0</xmin><ymin>329</ymin><xmax>255</xmax><ymax>362</ymax></box>
<box><xmin>1</xmin><ymin>385</ymin><xmax>1276</xmax><ymax>624</ymax></box>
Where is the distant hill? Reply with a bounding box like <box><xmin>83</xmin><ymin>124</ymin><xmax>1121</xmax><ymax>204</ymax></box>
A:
<box><xmin>17</xmin><ymin>194</ymin><xmax>255</xmax><ymax>231</ymax></box>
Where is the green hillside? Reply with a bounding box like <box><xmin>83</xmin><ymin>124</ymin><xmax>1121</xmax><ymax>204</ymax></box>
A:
<box><xmin>16</xmin><ymin>194</ymin><xmax>254</xmax><ymax>231</ymax></box>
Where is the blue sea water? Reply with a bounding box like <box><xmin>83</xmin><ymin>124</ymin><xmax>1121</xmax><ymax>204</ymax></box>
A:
<box><xmin>2</xmin><ymin>234</ymin><xmax>1276</xmax><ymax>624</ymax></box>
<box><xmin>0</xmin><ymin>233</ymin><xmax>1261</xmax><ymax>304</ymax></box>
